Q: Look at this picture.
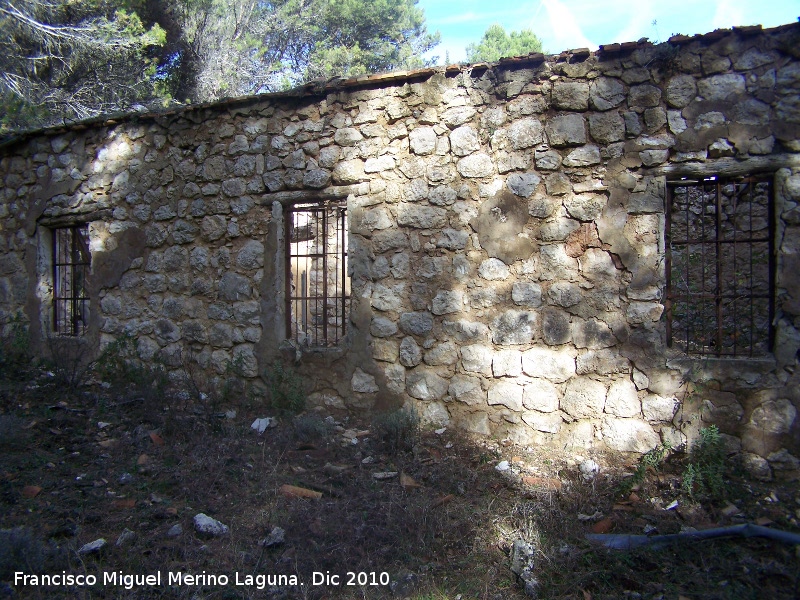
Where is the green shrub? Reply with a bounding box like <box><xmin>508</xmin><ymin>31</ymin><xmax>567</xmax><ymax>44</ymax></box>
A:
<box><xmin>373</xmin><ymin>406</ymin><xmax>420</xmax><ymax>454</ymax></box>
<box><xmin>618</xmin><ymin>441</ymin><xmax>671</xmax><ymax>496</ymax></box>
<box><xmin>682</xmin><ymin>425</ymin><xmax>726</xmax><ymax>501</ymax></box>
<box><xmin>264</xmin><ymin>361</ymin><xmax>305</xmax><ymax>415</ymax></box>
<box><xmin>94</xmin><ymin>332</ymin><xmax>168</xmax><ymax>402</ymax></box>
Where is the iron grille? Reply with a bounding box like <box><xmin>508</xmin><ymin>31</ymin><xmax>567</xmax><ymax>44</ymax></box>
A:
<box><xmin>665</xmin><ymin>176</ymin><xmax>774</xmax><ymax>357</ymax></box>
<box><xmin>285</xmin><ymin>202</ymin><xmax>349</xmax><ymax>347</ymax></box>
<box><xmin>53</xmin><ymin>225</ymin><xmax>91</xmax><ymax>336</ymax></box>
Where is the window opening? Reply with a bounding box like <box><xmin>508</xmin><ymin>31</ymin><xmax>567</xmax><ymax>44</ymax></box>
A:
<box><xmin>285</xmin><ymin>202</ymin><xmax>349</xmax><ymax>347</ymax></box>
<box><xmin>665</xmin><ymin>176</ymin><xmax>774</xmax><ymax>357</ymax></box>
<box><xmin>53</xmin><ymin>225</ymin><xmax>91</xmax><ymax>336</ymax></box>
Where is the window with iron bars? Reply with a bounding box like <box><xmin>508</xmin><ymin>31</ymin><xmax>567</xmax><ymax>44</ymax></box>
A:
<box><xmin>53</xmin><ymin>225</ymin><xmax>91</xmax><ymax>336</ymax></box>
<box><xmin>285</xmin><ymin>202</ymin><xmax>349</xmax><ymax>347</ymax></box>
<box><xmin>665</xmin><ymin>175</ymin><xmax>775</xmax><ymax>357</ymax></box>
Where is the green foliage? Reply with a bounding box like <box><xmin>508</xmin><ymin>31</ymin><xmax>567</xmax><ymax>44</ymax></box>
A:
<box><xmin>682</xmin><ymin>425</ymin><xmax>726</xmax><ymax>500</ymax></box>
<box><xmin>465</xmin><ymin>24</ymin><xmax>543</xmax><ymax>63</ymax></box>
<box><xmin>373</xmin><ymin>406</ymin><xmax>420</xmax><ymax>454</ymax></box>
<box><xmin>264</xmin><ymin>361</ymin><xmax>305</xmax><ymax>415</ymax></box>
<box><xmin>618</xmin><ymin>440</ymin><xmax>672</xmax><ymax>496</ymax></box>
<box><xmin>0</xmin><ymin>313</ymin><xmax>32</xmax><ymax>380</ymax></box>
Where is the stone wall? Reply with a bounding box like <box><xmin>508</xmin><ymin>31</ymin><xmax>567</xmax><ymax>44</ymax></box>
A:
<box><xmin>2</xmin><ymin>23</ymin><xmax>799</xmax><ymax>479</ymax></box>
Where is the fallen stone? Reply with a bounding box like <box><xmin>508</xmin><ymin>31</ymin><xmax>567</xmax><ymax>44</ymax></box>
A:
<box><xmin>193</xmin><ymin>513</ymin><xmax>230</xmax><ymax>537</ymax></box>
<box><xmin>78</xmin><ymin>539</ymin><xmax>107</xmax><ymax>555</ymax></box>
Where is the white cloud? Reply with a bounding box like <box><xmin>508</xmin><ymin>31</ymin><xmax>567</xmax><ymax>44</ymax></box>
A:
<box><xmin>541</xmin><ymin>0</ymin><xmax>597</xmax><ymax>50</ymax></box>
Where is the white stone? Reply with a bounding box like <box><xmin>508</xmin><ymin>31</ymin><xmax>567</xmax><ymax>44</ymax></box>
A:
<box><xmin>642</xmin><ymin>395</ymin><xmax>677</xmax><ymax>422</ymax></box>
<box><xmin>522</xmin><ymin>411</ymin><xmax>562</xmax><ymax>433</ymax></box>
<box><xmin>409</xmin><ymin>127</ymin><xmax>437</xmax><ymax>155</ymax></box>
<box><xmin>748</xmin><ymin>399</ymin><xmax>797</xmax><ymax>435</ymax></box>
<box><xmin>521</xmin><ymin>347</ymin><xmax>575</xmax><ymax>382</ymax></box>
<box><xmin>449</xmin><ymin>126</ymin><xmax>481</xmax><ymax>156</ymax></box>
<box><xmin>457</xmin><ymin>153</ymin><xmax>494</xmax><ymax>178</ymax></box>
<box><xmin>561</xmin><ymin>378</ymin><xmax>607</xmax><ymax>419</ymax></box>
<box><xmin>522</xmin><ymin>379</ymin><xmax>560</xmax><ymax>412</ymax></box>
<box><xmin>352</xmin><ymin>368</ymin><xmax>379</xmax><ymax>393</ymax></box>
<box><xmin>193</xmin><ymin>513</ymin><xmax>229</xmax><ymax>536</ymax></box>
<box><xmin>461</xmin><ymin>344</ymin><xmax>494</xmax><ymax>376</ymax></box>
<box><xmin>478</xmin><ymin>258</ymin><xmax>510</xmax><ymax>280</ymax></box>
<box><xmin>604</xmin><ymin>379</ymin><xmax>641</xmax><ymax>418</ymax></box>
<box><xmin>449</xmin><ymin>375</ymin><xmax>486</xmax><ymax>406</ymax></box>
<box><xmin>488</xmin><ymin>380</ymin><xmax>524</xmax><ymax>411</ymax></box>
<box><xmin>601</xmin><ymin>418</ymin><xmax>660</xmax><ymax>453</ymax></box>
<box><xmin>493</xmin><ymin>350</ymin><xmax>523</xmax><ymax>377</ymax></box>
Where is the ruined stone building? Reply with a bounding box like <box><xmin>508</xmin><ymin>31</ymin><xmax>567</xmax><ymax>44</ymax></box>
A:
<box><xmin>1</xmin><ymin>22</ymin><xmax>799</xmax><ymax>479</ymax></box>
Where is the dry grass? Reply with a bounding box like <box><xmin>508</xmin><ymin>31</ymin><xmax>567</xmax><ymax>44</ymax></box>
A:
<box><xmin>0</xmin><ymin>368</ymin><xmax>798</xmax><ymax>600</ymax></box>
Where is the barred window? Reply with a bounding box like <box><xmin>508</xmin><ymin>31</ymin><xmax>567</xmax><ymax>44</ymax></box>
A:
<box><xmin>285</xmin><ymin>202</ymin><xmax>349</xmax><ymax>347</ymax></box>
<box><xmin>53</xmin><ymin>225</ymin><xmax>91</xmax><ymax>336</ymax></box>
<box><xmin>665</xmin><ymin>176</ymin><xmax>774</xmax><ymax>357</ymax></box>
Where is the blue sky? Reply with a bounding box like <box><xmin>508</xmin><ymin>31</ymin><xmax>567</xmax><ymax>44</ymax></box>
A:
<box><xmin>418</xmin><ymin>0</ymin><xmax>800</xmax><ymax>63</ymax></box>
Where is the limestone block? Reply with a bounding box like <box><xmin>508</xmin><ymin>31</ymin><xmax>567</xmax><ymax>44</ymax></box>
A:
<box><xmin>492</xmin><ymin>310</ymin><xmax>537</xmax><ymax>345</ymax></box>
<box><xmin>572</xmin><ymin>318</ymin><xmax>615</xmax><ymax>349</ymax></box>
<box><xmin>628</xmin><ymin>84</ymin><xmax>661</xmax><ymax>107</ymax></box>
<box><xmin>364</xmin><ymin>156</ymin><xmax>396</xmax><ymax>173</ymax></box>
<box><xmin>443</xmin><ymin>319</ymin><xmax>490</xmax><ymax>343</ymax></box>
<box><xmin>589</xmin><ymin>77</ymin><xmax>626</xmax><ymax>111</ymax></box>
<box><xmin>372</xmin><ymin>230</ymin><xmax>409</xmax><ymax>253</ymax></box>
<box><xmin>626</xmin><ymin>302</ymin><xmax>664</xmax><ymax>324</ymax></box>
<box><xmin>371</xmin><ymin>316</ymin><xmax>398</xmax><ymax>337</ymax></box>
<box><xmin>488</xmin><ymin>380</ymin><xmax>524</xmax><ymax>411</ymax></box>
<box><xmin>576</xmin><ymin>349</ymin><xmax>630</xmax><ymax>375</ymax></box>
<box><xmin>442</xmin><ymin>106</ymin><xmax>476</xmax><ymax>128</ymax></box>
<box><xmin>741</xmin><ymin>452</ymin><xmax>772</xmax><ymax>481</ymax></box>
<box><xmin>493</xmin><ymin>349</ymin><xmax>522</xmax><ymax>377</ymax></box>
<box><xmin>456</xmin><ymin>411</ymin><xmax>491</xmax><ymax>435</ymax></box>
<box><xmin>561</xmin><ymin>378</ymin><xmax>607</xmax><ymax>419</ymax></box>
<box><xmin>334</xmin><ymin>127</ymin><xmax>364</xmax><ymax>146</ymax></box>
<box><xmin>545</xmin><ymin>114</ymin><xmax>586</xmax><ymax>147</ymax></box>
<box><xmin>522</xmin><ymin>411</ymin><xmax>562</xmax><ymax>433</ymax></box>
<box><xmin>396</xmin><ymin>204</ymin><xmax>447</xmax><ymax>229</ymax></box>
<box><xmin>424</xmin><ymin>341</ymin><xmax>458</xmax><ymax>366</ymax></box>
<box><xmin>449</xmin><ymin>126</ymin><xmax>481</xmax><ymax>156</ymax></box>
<box><xmin>642</xmin><ymin>394</ymin><xmax>677</xmax><ymax>422</ymax></box>
<box><xmin>748</xmin><ymin>399</ymin><xmax>797</xmax><ymax>435</ymax></box>
<box><xmin>406</xmin><ymin>367</ymin><xmax>449</xmax><ymax>400</ymax></box>
<box><xmin>461</xmin><ymin>344</ymin><xmax>493</xmax><ymax>376</ymax></box>
<box><xmin>436</xmin><ymin>228</ymin><xmax>469</xmax><ymax>250</ymax></box>
<box><xmin>449</xmin><ymin>375</ymin><xmax>486</xmax><ymax>406</ymax></box>
<box><xmin>399</xmin><ymin>311</ymin><xmax>434</xmax><ymax>336</ymax></box>
<box><xmin>478</xmin><ymin>258</ymin><xmax>510</xmax><ymax>280</ymax></box>
<box><xmin>541</xmin><ymin>308</ymin><xmax>570</xmax><ymax>346</ymax></box>
<box><xmin>535</xmin><ymin>149</ymin><xmax>562</xmax><ymax>170</ymax></box>
<box><xmin>508</xmin><ymin>117</ymin><xmax>545</xmax><ymax>149</ymax></box>
<box><xmin>429</xmin><ymin>185</ymin><xmax>457</xmax><ymax>206</ymax></box>
<box><xmin>372</xmin><ymin>283</ymin><xmax>404</xmax><ymax>312</ymax></box>
<box><xmin>352</xmin><ymin>368</ymin><xmax>379</xmax><ymax>393</ymax></box>
<box><xmin>399</xmin><ymin>336</ymin><xmax>423</xmax><ymax>367</ymax></box>
<box><xmin>605</xmin><ymin>379</ymin><xmax>641</xmax><ymax>418</ymax></box>
<box><xmin>589</xmin><ymin>112</ymin><xmax>625</xmax><ymax>144</ymax></box>
<box><xmin>432</xmin><ymin>290</ymin><xmax>463</xmax><ymax>315</ymax></box>
<box><xmin>521</xmin><ymin>347</ymin><xmax>575</xmax><ymax>382</ymax></box>
<box><xmin>457</xmin><ymin>153</ymin><xmax>495</xmax><ymax>178</ymax></box>
<box><xmin>601</xmin><ymin>418</ymin><xmax>659</xmax><ymax>453</ymax></box>
<box><xmin>332</xmin><ymin>159</ymin><xmax>366</xmax><ymax>184</ymax></box>
<box><xmin>522</xmin><ymin>379</ymin><xmax>559</xmax><ymax>412</ymax></box>
<box><xmin>697</xmin><ymin>73</ymin><xmax>745</xmax><ymax>101</ymax></box>
<box><xmin>552</xmin><ymin>81</ymin><xmax>589</xmax><ymax>110</ymax></box>
<box><xmin>563</xmin><ymin>145</ymin><xmax>601</xmax><ymax>167</ymax></box>
<box><xmin>507</xmin><ymin>173</ymin><xmax>541</xmax><ymax>198</ymax></box>
<box><xmin>409</xmin><ymin>127</ymin><xmax>437</xmax><ymax>155</ymax></box>
<box><xmin>512</xmin><ymin>282</ymin><xmax>543</xmax><ymax>307</ymax></box>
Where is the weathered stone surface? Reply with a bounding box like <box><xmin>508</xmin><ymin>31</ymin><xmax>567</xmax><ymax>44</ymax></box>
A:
<box><xmin>541</xmin><ymin>308</ymin><xmax>571</xmax><ymax>346</ymax></box>
<box><xmin>488</xmin><ymin>380</ymin><xmax>524</xmax><ymax>411</ymax></box>
<box><xmin>507</xmin><ymin>172</ymin><xmax>541</xmax><ymax>198</ymax></box>
<box><xmin>424</xmin><ymin>341</ymin><xmax>458</xmax><ymax>366</ymax></box>
<box><xmin>642</xmin><ymin>395</ymin><xmax>677</xmax><ymax>422</ymax></box>
<box><xmin>564</xmin><ymin>193</ymin><xmax>606</xmax><ymax>221</ymax></box>
<box><xmin>397</xmin><ymin>204</ymin><xmax>448</xmax><ymax>229</ymax></box>
<box><xmin>194</xmin><ymin>514</ymin><xmax>229</xmax><ymax>536</ymax></box>
<box><xmin>449</xmin><ymin>374</ymin><xmax>486</xmax><ymax>406</ymax></box>
<box><xmin>605</xmin><ymin>379</ymin><xmax>641</xmax><ymax>417</ymax></box>
<box><xmin>493</xmin><ymin>349</ymin><xmax>522</xmax><ymax>377</ymax></box>
<box><xmin>553</xmin><ymin>81</ymin><xmax>590</xmax><ymax>110</ymax></box>
<box><xmin>748</xmin><ymin>399</ymin><xmax>797</xmax><ymax>435</ymax></box>
<box><xmin>741</xmin><ymin>452</ymin><xmax>772</xmax><ymax>481</ymax></box>
<box><xmin>521</xmin><ymin>347</ymin><xmax>575</xmax><ymax>382</ymax></box>
<box><xmin>432</xmin><ymin>290</ymin><xmax>463</xmax><ymax>315</ymax></box>
<box><xmin>492</xmin><ymin>310</ymin><xmax>536</xmax><ymax>345</ymax></box>
<box><xmin>474</xmin><ymin>189</ymin><xmax>537</xmax><ymax>264</ymax></box>
<box><xmin>371</xmin><ymin>316</ymin><xmax>398</xmax><ymax>337</ymax></box>
<box><xmin>572</xmin><ymin>318</ymin><xmax>615</xmax><ymax>349</ymax></box>
<box><xmin>590</xmin><ymin>77</ymin><xmax>626</xmax><ymax>110</ymax></box>
<box><xmin>399</xmin><ymin>336</ymin><xmax>423</xmax><ymax>367</ymax></box>
<box><xmin>561</xmin><ymin>378</ymin><xmax>606</xmax><ymax>419</ymax></box>
<box><xmin>436</xmin><ymin>228</ymin><xmax>469</xmax><ymax>249</ymax></box>
<box><xmin>406</xmin><ymin>368</ymin><xmax>449</xmax><ymax>400</ymax></box>
<box><xmin>372</xmin><ymin>283</ymin><xmax>404</xmax><ymax>312</ymax></box>
<box><xmin>522</xmin><ymin>379</ymin><xmax>559</xmax><ymax>412</ymax></box>
<box><xmin>563</xmin><ymin>145</ymin><xmax>601</xmax><ymax>167</ymax></box>
<box><xmin>697</xmin><ymin>73</ymin><xmax>745</xmax><ymax>101</ymax></box>
<box><xmin>601</xmin><ymin>418</ymin><xmax>659</xmax><ymax>453</ymax></box>
<box><xmin>522</xmin><ymin>411</ymin><xmax>562</xmax><ymax>433</ymax></box>
<box><xmin>545</xmin><ymin>114</ymin><xmax>586</xmax><ymax>147</ymax></box>
<box><xmin>508</xmin><ymin>118</ymin><xmax>545</xmax><ymax>149</ymax></box>
<box><xmin>589</xmin><ymin>112</ymin><xmax>625</xmax><ymax>144</ymax></box>
<box><xmin>399</xmin><ymin>311</ymin><xmax>434</xmax><ymax>336</ymax></box>
<box><xmin>512</xmin><ymin>282</ymin><xmax>543</xmax><ymax>307</ymax></box>
<box><xmin>450</xmin><ymin>126</ymin><xmax>481</xmax><ymax>156</ymax></box>
<box><xmin>461</xmin><ymin>344</ymin><xmax>493</xmax><ymax>376</ymax></box>
<box><xmin>576</xmin><ymin>349</ymin><xmax>629</xmax><ymax>375</ymax></box>
<box><xmin>352</xmin><ymin>368</ymin><xmax>379</xmax><ymax>393</ymax></box>
<box><xmin>443</xmin><ymin>320</ymin><xmax>490</xmax><ymax>343</ymax></box>
<box><xmin>457</xmin><ymin>153</ymin><xmax>495</xmax><ymax>178</ymax></box>
<box><xmin>478</xmin><ymin>258</ymin><xmax>510</xmax><ymax>280</ymax></box>
<box><xmin>628</xmin><ymin>84</ymin><xmax>661</xmax><ymax>107</ymax></box>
